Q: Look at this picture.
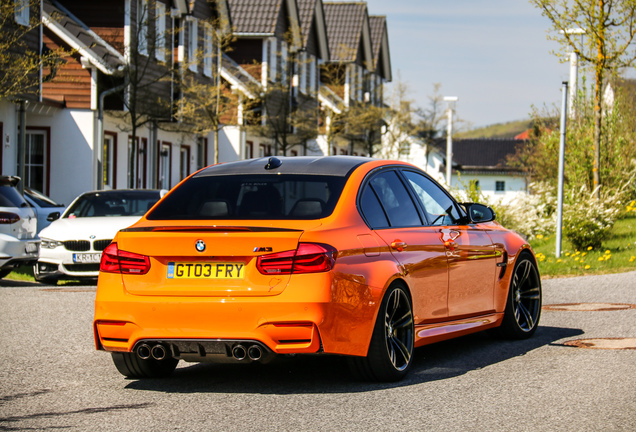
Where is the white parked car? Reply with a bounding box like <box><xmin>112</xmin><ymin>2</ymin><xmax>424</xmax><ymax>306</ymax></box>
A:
<box><xmin>35</xmin><ymin>189</ymin><xmax>166</xmax><ymax>284</ymax></box>
<box><xmin>24</xmin><ymin>187</ymin><xmax>66</xmax><ymax>232</ymax></box>
<box><xmin>0</xmin><ymin>176</ymin><xmax>40</xmax><ymax>279</ymax></box>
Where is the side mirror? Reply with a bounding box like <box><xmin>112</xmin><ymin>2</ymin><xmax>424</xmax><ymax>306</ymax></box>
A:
<box><xmin>47</xmin><ymin>212</ymin><xmax>61</xmax><ymax>222</ymax></box>
<box><xmin>462</xmin><ymin>203</ymin><xmax>496</xmax><ymax>223</ymax></box>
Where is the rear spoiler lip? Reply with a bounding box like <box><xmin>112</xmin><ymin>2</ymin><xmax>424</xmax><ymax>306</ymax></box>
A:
<box><xmin>121</xmin><ymin>225</ymin><xmax>302</xmax><ymax>233</ymax></box>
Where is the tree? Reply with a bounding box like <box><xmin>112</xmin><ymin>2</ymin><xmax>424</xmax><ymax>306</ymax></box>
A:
<box><xmin>103</xmin><ymin>0</ymin><xmax>175</xmax><ymax>187</ymax></box>
<box><xmin>531</xmin><ymin>0</ymin><xmax>636</xmax><ymax>197</ymax></box>
<box><xmin>0</xmin><ymin>0</ymin><xmax>67</xmax><ymax>99</ymax></box>
<box><xmin>245</xmin><ymin>50</ymin><xmax>320</xmax><ymax>156</ymax></box>
<box><xmin>330</xmin><ymin>102</ymin><xmax>385</xmax><ymax>156</ymax></box>
<box><xmin>173</xmin><ymin>13</ymin><xmax>234</xmax><ymax>163</ymax></box>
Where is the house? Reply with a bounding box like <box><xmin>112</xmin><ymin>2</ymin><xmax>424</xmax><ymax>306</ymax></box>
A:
<box><xmin>1</xmin><ymin>0</ymin><xmax>232</xmax><ymax>204</ymax></box>
<box><xmin>1</xmin><ymin>0</ymin><xmax>397</xmax><ymax>206</ymax></box>
<box><xmin>442</xmin><ymin>138</ymin><xmax>528</xmax><ymax>204</ymax></box>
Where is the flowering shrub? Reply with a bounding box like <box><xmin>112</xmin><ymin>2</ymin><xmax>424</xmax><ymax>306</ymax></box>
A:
<box><xmin>562</xmin><ymin>185</ymin><xmax>625</xmax><ymax>250</ymax></box>
<box><xmin>503</xmin><ymin>182</ymin><xmax>557</xmax><ymax>239</ymax></box>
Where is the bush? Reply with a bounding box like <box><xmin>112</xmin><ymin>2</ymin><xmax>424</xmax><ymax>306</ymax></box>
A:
<box><xmin>562</xmin><ymin>185</ymin><xmax>625</xmax><ymax>250</ymax></box>
<box><xmin>503</xmin><ymin>182</ymin><xmax>557</xmax><ymax>240</ymax></box>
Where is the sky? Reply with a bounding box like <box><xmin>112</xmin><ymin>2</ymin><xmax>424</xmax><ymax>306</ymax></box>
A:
<box><xmin>363</xmin><ymin>0</ymin><xmax>569</xmax><ymax>129</ymax></box>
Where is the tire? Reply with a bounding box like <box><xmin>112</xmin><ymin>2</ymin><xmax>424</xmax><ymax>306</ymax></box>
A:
<box><xmin>497</xmin><ymin>252</ymin><xmax>542</xmax><ymax>339</ymax></box>
<box><xmin>0</xmin><ymin>269</ymin><xmax>12</xmax><ymax>279</ymax></box>
<box><xmin>348</xmin><ymin>283</ymin><xmax>414</xmax><ymax>382</ymax></box>
<box><xmin>111</xmin><ymin>352</ymin><xmax>179</xmax><ymax>379</ymax></box>
<box><xmin>33</xmin><ymin>264</ymin><xmax>58</xmax><ymax>285</ymax></box>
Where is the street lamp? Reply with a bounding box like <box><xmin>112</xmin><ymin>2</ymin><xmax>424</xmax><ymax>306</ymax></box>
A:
<box><xmin>560</xmin><ymin>28</ymin><xmax>585</xmax><ymax>117</ymax></box>
<box><xmin>443</xmin><ymin>96</ymin><xmax>458</xmax><ymax>187</ymax></box>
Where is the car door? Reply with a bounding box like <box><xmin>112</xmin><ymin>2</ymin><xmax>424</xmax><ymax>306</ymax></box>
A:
<box><xmin>358</xmin><ymin>169</ymin><xmax>449</xmax><ymax>323</ymax></box>
<box><xmin>401</xmin><ymin>170</ymin><xmax>498</xmax><ymax>318</ymax></box>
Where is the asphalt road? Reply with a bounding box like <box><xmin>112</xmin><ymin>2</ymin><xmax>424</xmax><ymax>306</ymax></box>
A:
<box><xmin>1</xmin><ymin>272</ymin><xmax>635</xmax><ymax>431</ymax></box>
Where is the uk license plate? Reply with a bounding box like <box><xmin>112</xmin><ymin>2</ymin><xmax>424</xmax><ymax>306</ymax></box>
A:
<box><xmin>167</xmin><ymin>262</ymin><xmax>245</xmax><ymax>279</ymax></box>
<box><xmin>73</xmin><ymin>253</ymin><xmax>102</xmax><ymax>263</ymax></box>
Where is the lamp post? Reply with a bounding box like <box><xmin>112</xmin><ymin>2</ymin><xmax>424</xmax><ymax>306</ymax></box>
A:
<box><xmin>443</xmin><ymin>96</ymin><xmax>458</xmax><ymax>187</ymax></box>
<box><xmin>560</xmin><ymin>28</ymin><xmax>585</xmax><ymax>118</ymax></box>
<box><xmin>556</xmin><ymin>81</ymin><xmax>569</xmax><ymax>258</ymax></box>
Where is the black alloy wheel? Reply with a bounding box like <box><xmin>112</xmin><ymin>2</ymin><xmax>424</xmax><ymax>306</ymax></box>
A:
<box><xmin>499</xmin><ymin>253</ymin><xmax>542</xmax><ymax>339</ymax></box>
<box><xmin>348</xmin><ymin>283</ymin><xmax>414</xmax><ymax>382</ymax></box>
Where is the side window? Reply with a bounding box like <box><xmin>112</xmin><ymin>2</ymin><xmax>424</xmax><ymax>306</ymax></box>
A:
<box><xmin>365</xmin><ymin>170</ymin><xmax>422</xmax><ymax>228</ymax></box>
<box><xmin>403</xmin><ymin>170</ymin><xmax>462</xmax><ymax>226</ymax></box>
<box><xmin>359</xmin><ymin>185</ymin><xmax>389</xmax><ymax>228</ymax></box>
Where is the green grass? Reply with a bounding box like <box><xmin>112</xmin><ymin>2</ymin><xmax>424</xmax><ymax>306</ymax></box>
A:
<box><xmin>5</xmin><ymin>214</ymin><xmax>636</xmax><ymax>283</ymax></box>
<box><xmin>4</xmin><ymin>265</ymin><xmax>87</xmax><ymax>286</ymax></box>
<box><xmin>531</xmin><ymin>213</ymin><xmax>636</xmax><ymax>278</ymax></box>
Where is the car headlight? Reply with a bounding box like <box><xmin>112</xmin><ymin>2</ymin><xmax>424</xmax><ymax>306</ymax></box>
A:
<box><xmin>40</xmin><ymin>238</ymin><xmax>64</xmax><ymax>249</ymax></box>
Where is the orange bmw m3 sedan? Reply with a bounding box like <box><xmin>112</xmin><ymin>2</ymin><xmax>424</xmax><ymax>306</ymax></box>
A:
<box><xmin>94</xmin><ymin>156</ymin><xmax>541</xmax><ymax>382</ymax></box>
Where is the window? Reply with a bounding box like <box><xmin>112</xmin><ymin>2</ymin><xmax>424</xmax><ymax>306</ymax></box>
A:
<box><xmin>103</xmin><ymin>132</ymin><xmax>117</xmax><ymax>190</ymax></box>
<box><xmin>158</xmin><ymin>142</ymin><xmax>171</xmax><ymax>189</ymax></box>
<box><xmin>187</xmin><ymin>18</ymin><xmax>198</xmax><ymax>72</ymax></box>
<box><xmin>155</xmin><ymin>1</ymin><xmax>166</xmax><ymax>61</ymax></box>
<box><xmin>196</xmin><ymin>138</ymin><xmax>207</xmax><ymax>169</ymax></box>
<box><xmin>137</xmin><ymin>0</ymin><xmax>149</xmax><ymax>56</ymax></box>
<box><xmin>309</xmin><ymin>56</ymin><xmax>316</xmax><ymax>95</ymax></box>
<box><xmin>403</xmin><ymin>170</ymin><xmax>462</xmax><ymax>226</ymax></box>
<box><xmin>203</xmin><ymin>23</ymin><xmax>213</xmax><ymax>77</ymax></box>
<box><xmin>22</xmin><ymin>129</ymin><xmax>48</xmax><ymax>194</ymax></box>
<box><xmin>298</xmin><ymin>52</ymin><xmax>306</xmax><ymax>94</ymax></box>
<box><xmin>138</xmin><ymin>138</ymin><xmax>147</xmax><ymax>188</ymax></box>
<box><xmin>269</xmin><ymin>38</ymin><xmax>277</xmax><ymax>82</ymax></box>
<box><xmin>127</xmin><ymin>136</ymin><xmax>138</xmax><ymax>188</ymax></box>
<box><xmin>280</xmin><ymin>41</ymin><xmax>288</xmax><ymax>85</ymax></box>
<box><xmin>180</xmin><ymin>145</ymin><xmax>190</xmax><ymax>180</ymax></box>
<box><xmin>147</xmin><ymin>174</ymin><xmax>347</xmax><ymax>220</ymax></box>
<box><xmin>14</xmin><ymin>0</ymin><xmax>29</xmax><ymax>26</ymax></box>
<box><xmin>364</xmin><ymin>170</ymin><xmax>421</xmax><ymax>228</ymax></box>
<box><xmin>496</xmin><ymin>181</ymin><xmax>505</xmax><ymax>192</ymax></box>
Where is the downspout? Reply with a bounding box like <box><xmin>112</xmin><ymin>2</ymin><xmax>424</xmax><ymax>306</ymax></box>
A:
<box><xmin>17</xmin><ymin>100</ymin><xmax>26</xmax><ymax>195</ymax></box>
<box><xmin>97</xmin><ymin>80</ymin><xmax>128</xmax><ymax>190</ymax></box>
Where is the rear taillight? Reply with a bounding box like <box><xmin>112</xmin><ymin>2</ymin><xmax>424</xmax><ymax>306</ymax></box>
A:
<box><xmin>0</xmin><ymin>212</ymin><xmax>20</xmax><ymax>224</ymax></box>
<box><xmin>256</xmin><ymin>243</ymin><xmax>336</xmax><ymax>275</ymax></box>
<box><xmin>100</xmin><ymin>242</ymin><xmax>150</xmax><ymax>275</ymax></box>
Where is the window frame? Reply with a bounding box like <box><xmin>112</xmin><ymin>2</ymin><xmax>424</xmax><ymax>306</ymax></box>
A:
<box><xmin>14</xmin><ymin>0</ymin><xmax>29</xmax><ymax>26</ymax></box>
<box><xmin>154</xmin><ymin>1</ymin><xmax>166</xmax><ymax>62</ymax></box>
<box><xmin>357</xmin><ymin>166</ymin><xmax>468</xmax><ymax>230</ymax></box>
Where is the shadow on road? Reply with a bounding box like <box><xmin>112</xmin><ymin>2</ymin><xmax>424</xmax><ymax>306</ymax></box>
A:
<box><xmin>124</xmin><ymin>325</ymin><xmax>583</xmax><ymax>394</ymax></box>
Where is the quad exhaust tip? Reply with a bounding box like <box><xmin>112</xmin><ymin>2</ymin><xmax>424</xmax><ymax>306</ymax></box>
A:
<box><xmin>232</xmin><ymin>344</ymin><xmax>263</xmax><ymax>361</ymax></box>
<box><xmin>137</xmin><ymin>343</ymin><xmax>168</xmax><ymax>361</ymax></box>
<box><xmin>136</xmin><ymin>341</ymin><xmax>268</xmax><ymax>362</ymax></box>
<box><xmin>232</xmin><ymin>344</ymin><xmax>247</xmax><ymax>361</ymax></box>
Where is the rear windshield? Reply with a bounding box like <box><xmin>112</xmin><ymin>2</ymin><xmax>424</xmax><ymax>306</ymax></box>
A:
<box><xmin>0</xmin><ymin>185</ymin><xmax>28</xmax><ymax>208</ymax></box>
<box><xmin>147</xmin><ymin>175</ymin><xmax>347</xmax><ymax>220</ymax></box>
<box><xmin>64</xmin><ymin>191</ymin><xmax>160</xmax><ymax>218</ymax></box>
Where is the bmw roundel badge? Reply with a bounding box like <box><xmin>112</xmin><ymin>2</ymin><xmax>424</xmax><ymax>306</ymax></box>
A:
<box><xmin>195</xmin><ymin>240</ymin><xmax>206</xmax><ymax>253</ymax></box>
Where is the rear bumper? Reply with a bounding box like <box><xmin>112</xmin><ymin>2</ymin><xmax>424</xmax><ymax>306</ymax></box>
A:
<box><xmin>94</xmin><ymin>271</ymin><xmax>380</xmax><ymax>358</ymax></box>
<box><xmin>0</xmin><ymin>235</ymin><xmax>39</xmax><ymax>269</ymax></box>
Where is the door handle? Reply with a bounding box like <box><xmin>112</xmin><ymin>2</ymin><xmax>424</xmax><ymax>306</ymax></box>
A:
<box><xmin>391</xmin><ymin>240</ymin><xmax>407</xmax><ymax>252</ymax></box>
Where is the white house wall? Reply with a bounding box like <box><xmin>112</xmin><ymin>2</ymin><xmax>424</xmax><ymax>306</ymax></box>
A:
<box><xmin>0</xmin><ymin>100</ymin><xmax>19</xmax><ymax>177</ymax></box>
<box><xmin>29</xmin><ymin>109</ymin><xmax>95</xmax><ymax>205</ymax></box>
<box><xmin>451</xmin><ymin>173</ymin><xmax>527</xmax><ymax>205</ymax></box>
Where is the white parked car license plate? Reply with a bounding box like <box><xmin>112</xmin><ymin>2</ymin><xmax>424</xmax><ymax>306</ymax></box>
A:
<box><xmin>73</xmin><ymin>253</ymin><xmax>102</xmax><ymax>263</ymax></box>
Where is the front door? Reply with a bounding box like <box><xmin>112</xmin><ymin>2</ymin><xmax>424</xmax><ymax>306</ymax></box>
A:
<box><xmin>401</xmin><ymin>170</ymin><xmax>497</xmax><ymax>318</ymax></box>
<box><xmin>358</xmin><ymin>169</ymin><xmax>449</xmax><ymax>323</ymax></box>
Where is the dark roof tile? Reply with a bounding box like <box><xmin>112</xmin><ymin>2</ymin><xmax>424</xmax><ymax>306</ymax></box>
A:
<box><xmin>227</xmin><ymin>0</ymin><xmax>282</xmax><ymax>34</ymax></box>
<box><xmin>323</xmin><ymin>2</ymin><xmax>366</xmax><ymax>62</ymax></box>
<box><xmin>448</xmin><ymin>139</ymin><xmax>525</xmax><ymax>170</ymax></box>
